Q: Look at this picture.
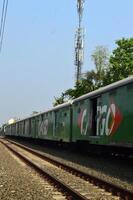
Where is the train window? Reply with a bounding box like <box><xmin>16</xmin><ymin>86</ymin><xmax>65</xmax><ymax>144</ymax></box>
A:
<box><xmin>78</xmin><ymin>108</ymin><xmax>81</xmax><ymax>113</ymax></box>
<box><xmin>80</xmin><ymin>101</ymin><xmax>84</xmax><ymax>105</ymax></box>
<box><xmin>74</xmin><ymin>102</ymin><xmax>78</xmax><ymax>107</ymax></box>
<box><xmin>127</xmin><ymin>83</ymin><xmax>133</xmax><ymax>89</ymax></box>
<box><xmin>109</xmin><ymin>89</ymin><xmax>117</xmax><ymax>95</ymax></box>
<box><xmin>98</xmin><ymin>101</ymin><xmax>101</xmax><ymax>106</ymax></box>
<box><xmin>41</xmin><ymin>115</ymin><xmax>43</xmax><ymax>120</ymax></box>
<box><xmin>36</xmin><ymin>117</ymin><xmax>39</xmax><ymax>122</ymax></box>
<box><xmin>64</xmin><ymin>112</ymin><xmax>67</xmax><ymax>117</ymax></box>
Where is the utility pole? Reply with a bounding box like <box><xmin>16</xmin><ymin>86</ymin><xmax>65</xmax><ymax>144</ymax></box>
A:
<box><xmin>74</xmin><ymin>0</ymin><xmax>85</xmax><ymax>82</ymax></box>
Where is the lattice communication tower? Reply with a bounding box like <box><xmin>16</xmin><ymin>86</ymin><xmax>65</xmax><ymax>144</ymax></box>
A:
<box><xmin>74</xmin><ymin>0</ymin><xmax>85</xmax><ymax>82</ymax></box>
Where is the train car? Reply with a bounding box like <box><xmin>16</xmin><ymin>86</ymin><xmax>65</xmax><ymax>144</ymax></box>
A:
<box><xmin>36</xmin><ymin>102</ymin><xmax>72</xmax><ymax>142</ymax></box>
<box><xmin>72</xmin><ymin>76</ymin><xmax>133</xmax><ymax>154</ymax></box>
<box><xmin>4</xmin><ymin>76</ymin><xmax>133</xmax><ymax>154</ymax></box>
<box><xmin>6</xmin><ymin>124</ymin><xmax>12</xmax><ymax>136</ymax></box>
<box><xmin>49</xmin><ymin>102</ymin><xmax>72</xmax><ymax>142</ymax></box>
<box><xmin>0</xmin><ymin>124</ymin><xmax>6</xmax><ymax>136</ymax></box>
<box><xmin>5</xmin><ymin>101</ymin><xmax>72</xmax><ymax>143</ymax></box>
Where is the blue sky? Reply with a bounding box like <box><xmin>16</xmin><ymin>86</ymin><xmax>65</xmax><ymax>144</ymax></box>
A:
<box><xmin>0</xmin><ymin>0</ymin><xmax>133</xmax><ymax>125</ymax></box>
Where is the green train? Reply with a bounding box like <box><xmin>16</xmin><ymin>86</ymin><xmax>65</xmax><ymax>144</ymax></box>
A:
<box><xmin>5</xmin><ymin>76</ymin><xmax>133</xmax><ymax>154</ymax></box>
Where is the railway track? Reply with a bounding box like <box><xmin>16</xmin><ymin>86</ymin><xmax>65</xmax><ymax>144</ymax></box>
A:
<box><xmin>1</xmin><ymin>139</ymin><xmax>133</xmax><ymax>200</ymax></box>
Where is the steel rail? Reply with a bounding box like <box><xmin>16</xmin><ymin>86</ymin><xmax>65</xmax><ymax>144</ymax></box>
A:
<box><xmin>4</xmin><ymin>139</ymin><xmax>133</xmax><ymax>200</ymax></box>
<box><xmin>0</xmin><ymin>139</ymin><xmax>89</xmax><ymax>200</ymax></box>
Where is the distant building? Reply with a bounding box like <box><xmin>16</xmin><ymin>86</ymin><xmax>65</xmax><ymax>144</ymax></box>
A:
<box><xmin>8</xmin><ymin>118</ymin><xmax>16</xmax><ymax>125</ymax></box>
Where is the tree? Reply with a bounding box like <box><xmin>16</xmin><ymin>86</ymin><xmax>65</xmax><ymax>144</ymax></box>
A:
<box><xmin>64</xmin><ymin>79</ymin><xmax>93</xmax><ymax>99</ymax></box>
<box><xmin>91</xmin><ymin>46</ymin><xmax>110</xmax><ymax>87</ymax></box>
<box><xmin>53</xmin><ymin>39</ymin><xmax>133</xmax><ymax>106</ymax></box>
<box><xmin>53</xmin><ymin>46</ymin><xmax>110</xmax><ymax>105</ymax></box>
<box><xmin>53</xmin><ymin>93</ymin><xmax>66</xmax><ymax>106</ymax></box>
<box><xmin>103</xmin><ymin>38</ymin><xmax>133</xmax><ymax>85</ymax></box>
<box><xmin>53</xmin><ymin>76</ymin><xmax>95</xmax><ymax>105</ymax></box>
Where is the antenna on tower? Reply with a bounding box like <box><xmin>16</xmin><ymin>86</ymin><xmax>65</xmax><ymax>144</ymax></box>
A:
<box><xmin>77</xmin><ymin>0</ymin><xmax>84</xmax><ymax>23</ymax></box>
<box><xmin>74</xmin><ymin>0</ymin><xmax>85</xmax><ymax>82</ymax></box>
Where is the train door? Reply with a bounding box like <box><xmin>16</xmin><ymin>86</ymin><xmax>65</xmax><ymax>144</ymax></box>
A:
<box><xmin>91</xmin><ymin>96</ymin><xmax>101</xmax><ymax>136</ymax></box>
<box><xmin>53</xmin><ymin>110</ymin><xmax>60</xmax><ymax>138</ymax></box>
<box><xmin>31</xmin><ymin>117</ymin><xmax>36</xmax><ymax>138</ymax></box>
<box><xmin>91</xmin><ymin>98</ymin><xmax>97</xmax><ymax>136</ymax></box>
<box><xmin>59</xmin><ymin>108</ymin><xmax>70</xmax><ymax>142</ymax></box>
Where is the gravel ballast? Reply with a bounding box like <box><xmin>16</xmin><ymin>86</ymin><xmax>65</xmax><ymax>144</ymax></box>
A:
<box><xmin>0</xmin><ymin>143</ymin><xmax>64</xmax><ymax>200</ymax></box>
<box><xmin>15</xmin><ymin>140</ymin><xmax>133</xmax><ymax>192</ymax></box>
<box><xmin>8</xmin><ymin>142</ymin><xmax>120</xmax><ymax>200</ymax></box>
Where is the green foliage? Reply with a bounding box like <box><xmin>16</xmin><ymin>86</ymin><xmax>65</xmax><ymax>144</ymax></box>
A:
<box><xmin>103</xmin><ymin>38</ymin><xmax>133</xmax><ymax>85</ymax></box>
<box><xmin>91</xmin><ymin>46</ymin><xmax>110</xmax><ymax>84</ymax></box>
<box><xmin>53</xmin><ymin>93</ymin><xmax>66</xmax><ymax>106</ymax></box>
<box><xmin>53</xmin><ymin>45</ymin><xmax>110</xmax><ymax>105</ymax></box>
<box><xmin>53</xmin><ymin>38</ymin><xmax>133</xmax><ymax>106</ymax></box>
<box><xmin>90</xmin><ymin>46</ymin><xmax>110</xmax><ymax>88</ymax></box>
<box><xmin>64</xmin><ymin>77</ymin><xmax>95</xmax><ymax>99</ymax></box>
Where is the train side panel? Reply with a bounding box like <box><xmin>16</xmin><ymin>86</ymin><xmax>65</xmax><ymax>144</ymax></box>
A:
<box><xmin>72</xmin><ymin>98</ymin><xmax>90</xmax><ymax>142</ymax></box>
<box><xmin>53</xmin><ymin>106</ymin><xmax>71</xmax><ymax>142</ymax></box>
<box><xmin>24</xmin><ymin>119</ymin><xmax>31</xmax><ymax>137</ymax></box>
<box><xmin>37</xmin><ymin>111</ymin><xmax>53</xmax><ymax>140</ymax></box>
<box><xmin>36</xmin><ymin>105</ymin><xmax>71</xmax><ymax>142</ymax></box>
<box><xmin>72</xmin><ymin>83</ymin><xmax>133</xmax><ymax>147</ymax></box>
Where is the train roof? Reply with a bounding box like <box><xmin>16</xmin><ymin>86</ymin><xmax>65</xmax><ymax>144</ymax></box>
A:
<box><xmin>51</xmin><ymin>101</ymin><xmax>72</xmax><ymax>110</ymax></box>
<box><xmin>6</xmin><ymin>76</ymin><xmax>133</xmax><ymax>126</ymax></box>
<box><xmin>7</xmin><ymin>101</ymin><xmax>72</xmax><ymax>125</ymax></box>
<box><xmin>73</xmin><ymin>76</ymin><xmax>133</xmax><ymax>103</ymax></box>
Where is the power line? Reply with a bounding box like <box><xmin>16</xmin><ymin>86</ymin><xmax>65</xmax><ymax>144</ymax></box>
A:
<box><xmin>0</xmin><ymin>0</ymin><xmax>8</xmax><ymax>53</ymax></box>
<box><xmin>0</xmin><ymin>0</ymin><xmax>6</xmax><ymax>38</ymax></box>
